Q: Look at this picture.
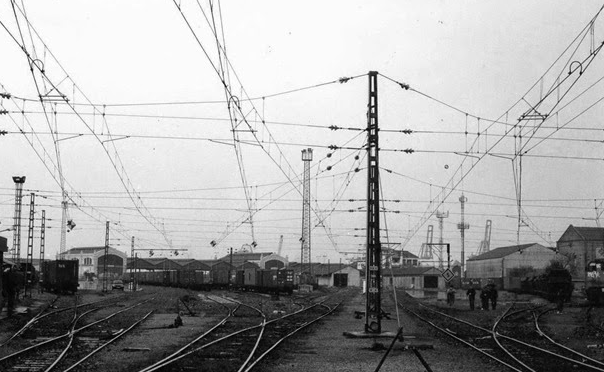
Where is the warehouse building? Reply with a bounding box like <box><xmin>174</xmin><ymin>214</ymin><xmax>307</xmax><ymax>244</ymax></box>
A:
<box><xmin>466</xmin><ymin>243</ymin><xmax>557</xmax><ymax>289</ymax></box>
<box><xmin>59</xmin><ymin>246</ymin><xmax>126</xmax><ymax>279</ymax></box>
<box><xmin>556</xmin><ymin>225</ymin><xmax>604</xmax><ymax>286</ymax></box>
<box><xmin>382</xmin><ymin>267</ymin><xmax>445</xmax><ymax>290</ymax></box>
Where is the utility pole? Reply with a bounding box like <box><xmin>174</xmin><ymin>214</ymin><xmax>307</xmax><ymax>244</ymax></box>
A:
<box><xmin>103</xmin><ymin>221</ymin><xmax>110</xmax><ymax>293</ymax></box>
<box><xmin>365</xmin><ymin>71</ymin><xmax>382</xmax><ymax>334</ymax></box>
<box><xmin>25</xmin><ymin>193</ymin><xmax>35</xmax><ymax>297</ymax></box>
<box><xmin>12</xmin><ymin>176</ymin><xmax>26</xmax><ymax>263</ymax></box>
<box><xmin>457</xmin><ymin>194</ymin><xmax>469</xmax><ymax>278</ymax></box>
<box><xmin>130</xmin><ymin>236</ymin><xmax>135</xmax><ymax>291</ymax></box>
<box><xmin>436</xmin><ymin>211</ymin><xmax>449</xmax><ymax>269</ymax></box>
<box><xmin>39</xmin><ymin>210</ymin><xmax>46</xmax><ymax>286</ymax></box>
<box><xmin>301</xmin><ymin>148</ymin><xmax>313</xmax><ymax>283</ymax></box>
<box><xmin>229</xmin><ymin>247</ymin><xmax>233</xmax><ymax>289</ymax></box>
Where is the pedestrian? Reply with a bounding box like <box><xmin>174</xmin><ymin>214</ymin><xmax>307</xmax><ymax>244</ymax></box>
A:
<box><xmin>556</xmin><ymin>288</ymin><xmax>564</xmax><ymax>314</ymax></box>
<box><xmin>446</xmin><ymin>286</ymin><xmax>456</xmax><ymax>307</ymax></box>
<box><xmin>466</xmin><ymin>286</ymin><xmax>476</xmax><ymax>310</ymax></box>
<box><xmin>489</xmin><ymin>284</ymin><xmax>498</xmax><ymax>310</ymax></box>
<box><xmin>480</xmin><ymin>286</ymin><xmax>490</xmax><ymax>310</ymax></box>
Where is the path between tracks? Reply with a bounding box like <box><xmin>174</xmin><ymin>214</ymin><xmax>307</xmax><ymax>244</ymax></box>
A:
<box><xmin>263</xmin><ymin>290</ymin><xmax>509</xmax><ymax>372</ymax></box>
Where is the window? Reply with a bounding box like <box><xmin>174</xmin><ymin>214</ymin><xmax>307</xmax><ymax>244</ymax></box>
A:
<box><xmin>83</xmin><ymin>257</ymin><xmax>92</xmax><ymax>266</ymax></box>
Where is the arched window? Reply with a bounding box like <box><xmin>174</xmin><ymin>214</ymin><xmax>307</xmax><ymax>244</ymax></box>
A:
<box><xmin>83</xmin><ymin>257</ymin><xmax>92</xmax><ymax>266</ymax></box>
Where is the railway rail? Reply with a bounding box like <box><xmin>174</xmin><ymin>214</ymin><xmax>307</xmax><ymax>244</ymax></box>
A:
<box><xmin>138</xmin><ymin>294</ymin><xmax>339</xmax><ymax>372</ymax></box>
<box><xmin>0</xmin><ymin>298</ymin><xmax>153</xmax><ymax>372</ymax></box>
<box><xmin>403</xmin><ymin>300</ymin><xmax>604</xmax><ymax>372</ymax></box>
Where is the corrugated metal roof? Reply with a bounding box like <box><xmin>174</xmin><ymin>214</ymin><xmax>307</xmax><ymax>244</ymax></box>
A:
<box><xmin>217</xmin><ymin>252</ymin><xmax>273</xmax><ymax>267</ymax></box>
<box><xmin>467</xmin><ymin>243</ymin><xmax>540</xmax><ymax>261</ymax></box>
<box><xmin>386</xmin><ymin>267</ymin><xmax>434</xmax><ymax>276</ymax></box>
<box><xmin>564</xmin><ymin>225</ymin><xmax>604</xmax><ymax>242</ymax></box>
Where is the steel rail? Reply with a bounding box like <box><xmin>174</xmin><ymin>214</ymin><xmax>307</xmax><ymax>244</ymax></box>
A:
<box><xmin>0</xmin><ymin>294</ymin><xmax>126</xmax><ymax>347</ymax></box>
<box><xmin>242</xmin><ymin>302</ymin><xmax>341</xmax><ymax>372</ymax></box>
<box><xmin>63</xmin><ymin>310</ymin><xmax>154</xmax><ymax>372</ymax></box>
<box><xmin>534</xmin><ymin>309</ymin><xmax>604</xmax><ymax>369</ymax></box>
<box><xmin>402</xmin><ymin>305</ymin><xmax>523</xmax><ymax>372</ymax></box>
<box><xmin>492</xmin><ymin>307</ymin><xmax>537</xmax><ymax>372</ymax></box>
<box><xmin>138</xmin><ymin>295</ymin><xmax>237</xmax><ymax>372</ymax></box>
<box><xmin>45</xmin><ymin>306</ymin><xmax>101</xmax><ymax>372</ymax></box>
<box><xmin>419</xmin><ymin>303</ymin><xmax>604</xmax><ymax>372</ymax></box>
<box><xmin>142</xmin><ymin>302</ymin><xmax>324</xmax><ymax>372</ymax></box>
<box><xmin>0</xmin><ymin>298</ymin><xmax>153</xmax><ymax>363</ymax></box>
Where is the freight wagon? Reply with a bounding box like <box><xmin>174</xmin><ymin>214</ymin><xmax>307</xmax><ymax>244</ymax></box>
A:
<box><xmin>42</xmin><ymin>260</ymin><xmax>79</xmax><ymax>294</ymax></box>
<box><xmin>235</xmin><ymin>268</ymin><xmax>294</xmax><ymax>294</ymax></box>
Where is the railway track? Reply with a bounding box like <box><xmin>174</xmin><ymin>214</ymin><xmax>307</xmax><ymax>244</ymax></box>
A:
<box><xmin>0</xmin><ymin>298</ymin><xmax>153</xmax><ymax>372</ymax></box>
<box><xmin>138</xmin><ymin>294</ymin><xmax>339</xmax><ymax>372</ymax></box>
<box><xmin>0</xmin><ymin>295</ymin><xmax>126</xmax><ymax>348</ymax></box>
<box><xmin>403</xmin><ymin>301</ymin><xmax>604</xmax><ymax>372</ymax></box>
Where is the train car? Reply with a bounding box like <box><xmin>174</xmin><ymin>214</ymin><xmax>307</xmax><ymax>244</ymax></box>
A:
<box><xmin>586</xmin><ymin>259</ymin><xmax>604</xmax><ymax>304</ymax></box>
<box><xmin>520</xmin><ymin>268</ymin><xmax>573</xmax><ymax>302</ymax></box>
<box><xmin>42</xmin><ymin>260</ymin><xmax>79</xmax><ymax>294</ymax></box>
<box><xmin>258</xmin><ymin>269</ymin><xmax>294</xmax><ymax>294</ymax></box>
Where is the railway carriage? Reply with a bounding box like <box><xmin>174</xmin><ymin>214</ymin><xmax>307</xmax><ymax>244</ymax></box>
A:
<box><xmin>41</xmin><ymin>260</ymin><xmax>79</xmax><ymax>294</ymax></box>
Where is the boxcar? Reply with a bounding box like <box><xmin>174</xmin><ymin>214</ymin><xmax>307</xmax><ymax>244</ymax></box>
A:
<box><xmin>42</xmin><ymin>260</ymin><xmax>79</xmax><ymax>294</ymax></box>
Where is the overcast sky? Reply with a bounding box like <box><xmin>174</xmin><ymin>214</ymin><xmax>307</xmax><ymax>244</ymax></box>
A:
<box><xmin>1</xmin><ymin>1</ymin><xmax>604</xmax><ymax>266</ymax></box>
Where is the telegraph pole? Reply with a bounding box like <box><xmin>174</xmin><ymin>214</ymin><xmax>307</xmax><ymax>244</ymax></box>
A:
<box><xmin>457</xmin><ymin>194</ymin><xmax>469</xmax><ymax>278</ymax></box>
<box><xmin>130</xmin><ymin>236</ymin><xmax>135</xmax><ymax>291</ymax></box>
<box><xmin>103</xmin><ymin>221</ymin><xmax>110</xmax><ymax>292</ymax></box>
<box><xmin>39</xmin><ymin>210</ymin><xmax>46</xmax><ymax>286</ymax></box>
<box><xmin>301</xmin><ymin>148</ymin><xmax>313</xmax><ymax>283</ymax></box>
<box><xmin>365</xmin><ymin>71</ymin><xmax>382</xmax><ymax>334</ymax></box>
<box><xmin>12</xmin><ymin>176</ymin><xmax>26</xmax><ymax>263</ymax></box>
<box><xmin>25</xmin><ymin>193</ymin><xmax>35</xmax><ymax>297</ymax></box>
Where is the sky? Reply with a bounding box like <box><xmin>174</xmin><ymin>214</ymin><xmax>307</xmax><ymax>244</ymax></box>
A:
<box><xmin>1</xmin><ymin>1</ymin><xmax>604</xmax><ymax>267</ymax></box>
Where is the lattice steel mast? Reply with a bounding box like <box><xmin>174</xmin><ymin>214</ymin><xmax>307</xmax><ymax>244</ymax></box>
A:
<box><xmin>365</xmin><ymin>71</ymin><xmax>382</xmax><ymax>333</ymax></box>
<box><xmin>301</xmin><ymin>148</ymin><xmax>313</xmax><ymax>280</ymax></box>
<box><xmin>12</xmin><ymin>176</ymin><xmax>26</xmax><ymax>263</ymax></box>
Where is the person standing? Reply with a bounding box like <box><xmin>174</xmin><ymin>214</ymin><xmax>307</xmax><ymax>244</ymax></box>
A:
<box><xmin>466</xmin><ymin>286</ymin><xmax>476</xmax><ymax>310</ymax></box>
<box><xmin>489</xmin><ymin>284</ymin><xmax>498</xmax><ymax>310</ymax></box>
<box><xmin>480</xmin><ymin>286</ymin><xmax>490</xmax><ymax>310</ymax></box>
<box><xmin>446</xmin><ymin>286</ymin><xmax>456</xmax><ymax>307</ymax></box>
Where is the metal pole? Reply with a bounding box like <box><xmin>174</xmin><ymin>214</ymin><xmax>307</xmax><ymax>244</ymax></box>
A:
<box><xmin>130</xmin><ymin>236</ymin><xmax>135</xmax><ymax>291</ymax></box>
<box><xmin>365</xmin><ymin>71</ymin><xmax>382</xmax><ymax>334</ymax></box>
<box><xmin>103</xmin><ymin>221</ymin><xmax>109</xmax><ymax>292</ymax></box>
<box><xmin>25</xmin><ymin>193</ymin><xmax>35</xmax><ymax>297</ymax></box>
<box><xmin>39</xmin><ymin>210</ymin><xmax>45</xmax><ymax>290</ymax></box>
<box><xmin>12</xmin><ymin>176</ymin><xmax>26</xmax><ymax>263</ymax></box>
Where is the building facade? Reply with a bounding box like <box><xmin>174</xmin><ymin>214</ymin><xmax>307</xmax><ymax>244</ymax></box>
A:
<box><xmin>466</xmin><ymin>243</ymin><xmax>557</xmax><ymax>289</ymax></box>
<box><xmin>557</xmin><ymin>225</ymin><xmax>604</xmax><ymax>286</ymax></box>
<box><xmin>60</xmin><ymin>246</ymin><xmax>127</xmax><ymax>279</ymax></box>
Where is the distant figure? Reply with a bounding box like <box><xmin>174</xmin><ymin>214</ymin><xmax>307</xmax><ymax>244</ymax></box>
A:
<box><xmin>466</xmin><ymin>286</ymin><xmax>476</xmax><ymax>310</ymax></box>
<box><xmin>3</xmin><ymin>267</ymin><xmax>16</xmax><ymax>315</ymax></box>
<box><xmin>488</xmin><ymin>283</ymin><xmax>498</xmax><ymax>310</ymax></box>
<box><xmin>556</xmin><ymin>288</ymin><xmax>564</xmax><ymax>313</ymax></box>
<box><xmin>174</xmin><ymin>314</ymin><xmax>183</xmax><ymax>328</ymax></box>
<box><xmin>480</xmin><ymin>286</ymin><xmax>490</xmax><ymax>310</ymax></box>
<box><xmin>446</xmin><ymin>286</ymin><xmax>456</xmax><ymax>307</ymax></box>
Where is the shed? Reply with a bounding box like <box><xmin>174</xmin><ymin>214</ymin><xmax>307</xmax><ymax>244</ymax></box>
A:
<box><xmin>557</xmin><ymin>225</ymin><xmax>604</xmax><ymax>285</ymax></box>
<box><xmin>466</xmin><ymin>243</ymin><xmax>557</xmax><ymax>289</ymax></box>
<box><xmin>383</xmin><ymin>267</ymin><xmax>445</xmax><ymax>290</ymax></box>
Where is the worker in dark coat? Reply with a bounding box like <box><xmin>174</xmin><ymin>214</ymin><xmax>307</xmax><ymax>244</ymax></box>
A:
<box><xmin>446</xmin><ymin>286</ymin><xmax>456</xmax><ymax>307</ymax></box>
<box><xmin>3</xmin><ymin>267</ymin><xmax>16</xmax><ymax>315</ymax></box>
<box><xmin>488</xmin><ymin>283</ymin><xmax>498</xmax><ymax>310</ymax></box>
<box><xmin>480</xmin><ymin>286</ymin><xmax>490</xmax><ymax>310</ymax></box>
<box><xmin>466</xmin><ymin>286</ymin><xmax>476</xmax><ymax>310</ymax></box>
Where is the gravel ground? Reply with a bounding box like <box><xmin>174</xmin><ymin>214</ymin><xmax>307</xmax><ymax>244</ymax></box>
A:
<box><xmin>262</xmin><ymin>289</ymin><xmax>510</xmax><ymax>372</ymax></box>
<box><xmin>3</xmin><ymin>286</ymin><xmax>604</xmax><ymax>371</ymax></box>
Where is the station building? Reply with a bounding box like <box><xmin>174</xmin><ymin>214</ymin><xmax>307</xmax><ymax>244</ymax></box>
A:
<box><xmin>556</xmin><ymin>225</ymin><xmax>604</xmax><ymax>287</ymax></box>
<box><xmin>59</xmin><ymin>246</ymin><xmax>127</xmax><ymax>280</ymax></box>
<box><xmin>465</xmin><ymin>243</ymin><xmax>557</xmax><ymax>289</ymax></box>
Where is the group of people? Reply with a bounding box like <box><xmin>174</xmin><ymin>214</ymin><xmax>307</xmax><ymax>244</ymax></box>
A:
<box><xmin>446</xmin><ymin>283</ymin><xmax>498</xmax><ymax>310</ymax></box>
